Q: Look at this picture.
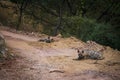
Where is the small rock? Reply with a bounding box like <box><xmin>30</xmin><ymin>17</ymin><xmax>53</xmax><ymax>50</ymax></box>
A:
<box><xmin>0</xmin><ymin>33</ymin><xmax>6</xmax><ymax>55</ymax></box>
<box><xmin>49</xmin><ymin>69</ymin><xmax>65</xmax><ymax>73</ymax></box>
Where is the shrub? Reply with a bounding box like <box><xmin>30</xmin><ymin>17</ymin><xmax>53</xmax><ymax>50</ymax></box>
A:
<box><xmin>61</xmin><ymin>16</ymin><xmax>120</xmax><ymax>50</ymax></box>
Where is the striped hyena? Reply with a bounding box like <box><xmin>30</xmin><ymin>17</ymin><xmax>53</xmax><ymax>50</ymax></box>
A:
<box><xmin>77</xmin><ymin>49</ymin><xmax>104</xmax><ymax>60</ymax></box>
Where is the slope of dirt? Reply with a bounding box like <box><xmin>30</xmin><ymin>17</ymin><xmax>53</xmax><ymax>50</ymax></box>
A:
<box><xmin>0</xmin><ymin>27</ymin><xmax>120</xmax><ymax>80</ymax></box>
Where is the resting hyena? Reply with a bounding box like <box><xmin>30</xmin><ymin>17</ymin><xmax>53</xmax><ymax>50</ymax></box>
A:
<box><xmin>38</xmin><ymin>36</ymin><xmax>54</xmax><ymax>43</ymax></box>
<box><xmin>77</xmin><ymin>49</ymin><xmax>104</xmax><ymax>60</ymax></box>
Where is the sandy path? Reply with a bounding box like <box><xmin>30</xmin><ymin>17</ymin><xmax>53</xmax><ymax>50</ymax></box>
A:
<box><xmin>0</xmin><ymin>29</ymin><xmax>119</xmax><ymax>80</ymax></box>
<box><xmin>0</xmin><ymin>30</ymin><xmax>38</xmax><ymax>41</ymax></box>
<box><xmin>0</xmin><ymin>30</ymin><xmax>76</xmax><ymax>80</ymax></box>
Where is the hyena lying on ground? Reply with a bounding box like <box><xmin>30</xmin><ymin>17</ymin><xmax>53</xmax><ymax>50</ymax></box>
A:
<box><xmin>38</xmin><ymin>36</ymin><xmax>54</xmax><ymax>43</ymax></box>
<box><xmin>77</xmin><ymin>49</ymin><xmax>104</xmax><ymax>60</ymax></box>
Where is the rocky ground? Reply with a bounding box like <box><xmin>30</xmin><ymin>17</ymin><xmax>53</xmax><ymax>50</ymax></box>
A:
<box><xmin>0</xmin><ymin>26</ymin><xmax>120</xmax><ymax>80</ymax></box>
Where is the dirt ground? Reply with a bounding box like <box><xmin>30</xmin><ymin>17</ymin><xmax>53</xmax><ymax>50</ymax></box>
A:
<box><xmin>0</xmin><ymin>27</ymin><xmax>120</xmax><ymax>80</ymax></box>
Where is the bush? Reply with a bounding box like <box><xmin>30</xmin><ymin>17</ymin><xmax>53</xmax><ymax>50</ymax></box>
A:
<box><xmin>61</xmin><ymin>16</ymin><xmax>120</xmax><ymax>50</ymax></box>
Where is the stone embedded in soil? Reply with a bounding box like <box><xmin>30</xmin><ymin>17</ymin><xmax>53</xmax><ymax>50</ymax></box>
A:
<box><xmin>49</xmin><ymin>69</ymin><xmax>65</xmax><ymax>73</ymax></box>
<box><xmin>0</xmin><ymin>33</ymin><xmax>6</xmax><ymax>55</ymax></box>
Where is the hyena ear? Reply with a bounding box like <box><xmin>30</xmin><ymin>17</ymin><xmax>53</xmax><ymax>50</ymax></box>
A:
<box><xmin>82</xmin><ymin>50</ymin><xmax>84</xmax><ymax>53</ymax></box>
<box><xmin>77</xmin><ymin>49</ymin><xmax>80</xmax><ymax>53</ymax></box>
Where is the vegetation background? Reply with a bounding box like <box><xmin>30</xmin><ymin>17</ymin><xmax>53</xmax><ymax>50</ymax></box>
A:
<box><xmin>0</xmin><ymin>0</ymin><xmax>120</xmax><ymax>50</ymax></box>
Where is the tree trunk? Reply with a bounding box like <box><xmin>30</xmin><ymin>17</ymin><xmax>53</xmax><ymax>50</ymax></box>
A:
<box><xmin>97</xmin><ymin>2</ymin><xmax>114</xmax><ymax>21</ymax></box>
<box><xmin>16</xmin><ymin>8</ymin><xmax>23</xmax><ymax>30</ymax></box>
<box><xmin>53</xmin><ymin>0</ymin><xmax>65</xmax><ymax>36</ymax></box>
<box><xmin>53</xmin><ymin>7</ymin><xmax>62</xmax><ymax>36</ymax></box>
<box><xmin>66</xmin><ymin>0</ymin><xmax>76</xmax><ymax>16</ymax></box>
<box><xmin>16</xmin><ymin>0</ymin><xmax>28</xmax><ymax>30</ymax></box>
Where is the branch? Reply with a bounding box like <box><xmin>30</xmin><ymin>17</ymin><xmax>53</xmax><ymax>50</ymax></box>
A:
<box><xmin>25</xmin><ymin>11</ymin><xmax>55</xmax><ymax>26</ymax></box>
<box><xmin>97</xmin><ymin>2</ymin><xmax>115</xmax><ymax>21</ymax></box>
<box><xmin>32</xmin><ymin>2</ymin><xmax>58</xmax><ymax>17</ymax></box>
<box><xmin>66</xmin><ymin>0</ymin><xmax>76</xmax><ymax>15</ymax></box>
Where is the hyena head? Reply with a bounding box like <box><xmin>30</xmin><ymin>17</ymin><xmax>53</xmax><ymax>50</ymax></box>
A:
<box><xmin>77</xmin><ymin>49</ymin><xmax>84</xmax><ymax>55</ymax></box>
<box><xmin>77</xmin><ymin>49</ymin><xmax>84</xmax><ymax>60</ymax></box>
<box><xmin>81</xmin><ymin>50</ymin><xmax>89</xmax><ymax>58</ymax></box>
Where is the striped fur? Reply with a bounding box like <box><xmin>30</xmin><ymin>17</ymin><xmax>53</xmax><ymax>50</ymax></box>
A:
<box><xmin>78</xmin><ymin>49</ymin><xmax>104</xmax><ymax>60</ymax></box>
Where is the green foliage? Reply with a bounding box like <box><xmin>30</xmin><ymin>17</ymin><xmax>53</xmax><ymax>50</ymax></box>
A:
<box><xmin>61</xmin><ymin>16</ymin><xmax>95</xmax><ymax>38</ymax></box>
<box><xmin>0</xmin><ymin>0</ymin><xmax>120</xmax><ymax>50</ymax></box>
<box><xmin>9</xmin><ymin>0</ymin><xmax>24</xmax><ymax>3</ymax></box>
<box><xmin>61</xmin><ymin>16</ymin><xmax>120</xmax><ymax>50</ymax></box>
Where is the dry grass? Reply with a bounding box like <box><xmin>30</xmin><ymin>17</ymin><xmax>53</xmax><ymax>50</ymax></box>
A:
<box><xmin>27</xmin><ymin>35</ymin><xmax>120</xmax><ymax>76</ymax></box>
